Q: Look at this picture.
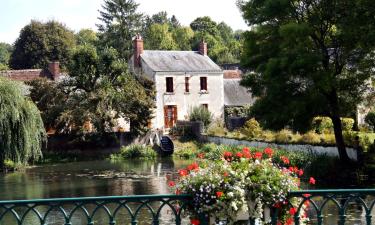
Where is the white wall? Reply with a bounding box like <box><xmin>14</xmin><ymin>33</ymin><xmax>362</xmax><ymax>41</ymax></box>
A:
<box><xmin>153</xmin><ymin>72</ymin><xmax>224</xmax><ymax>129</ymax></box>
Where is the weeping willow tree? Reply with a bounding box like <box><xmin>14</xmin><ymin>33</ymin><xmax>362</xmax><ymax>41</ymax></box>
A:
<box><xmin>0</xmin><ymin>77</ymin><xmax>45</xmax><ymax>168</ymax></box>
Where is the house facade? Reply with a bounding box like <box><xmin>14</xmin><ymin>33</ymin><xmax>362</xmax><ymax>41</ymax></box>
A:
<box><xmin>129</xmin><ymin>35</ymin><xmax>224</xmax><ymax>129</ymax></box>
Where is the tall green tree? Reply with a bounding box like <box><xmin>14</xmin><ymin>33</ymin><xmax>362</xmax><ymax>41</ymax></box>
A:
<box><xmin>190</xmin><ymin>16</ymin><xmax>218</xmax><ymax>36</ymax></box>
<box><xmin>28</xmin><ymin>45</ymin><xmax>155</xmax><ymax>136</ymax></box>
<box><xmin>238</xmin><ymin>0</ymin><xmax>375</xmax><ymax>162</ymax></box>
<box><xmin>0</xmin><ymin>43</ymin><xmax>12</xmax><ymax>70</ymax></box>
<box><xmin>144</xmin><ymin>23</ymin><xmax>177</xmax><ymax>50</ymax></box>
<box><xmin>97</xmin><ymin>0</ymin><xmax>144</xmax><ymax>59</ymax></box>
<box><xmin>10</xmin><ymin>20</ymin><xmax>75</xmax><ymax>70</ymax></box>
<box><xmin>75</xmin><ymin>29</ymin><xmax>98</xmax><ymax>46</ymax></box>
<box><xmin>0</xmin><ymin>78</ymin><xmax>45</xmax><ymax>168</ymax></box>
<box><xmin>172</xmin><ymin>26</ymin><xmax>194</xmax><ymax>50</ymax></box>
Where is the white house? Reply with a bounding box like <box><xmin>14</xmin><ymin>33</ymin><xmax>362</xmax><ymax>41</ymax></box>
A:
<box><xmin>129</xmin><ymin>35</ymin><xmax>224</xmax><ymax>129</ymax></box>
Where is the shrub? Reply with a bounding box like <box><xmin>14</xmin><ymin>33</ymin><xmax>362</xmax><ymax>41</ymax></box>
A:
<box><xmin>359</xmin><ymin>124</ymin><xmax>372</xmax><ymax>133</ymax></box>
<box><xmin>301</xmin><ymin>131</ymin><xmax>321</xmax><ymax>144</ymax></box>
<box><xmin>320</xmin><ymin>133</ymin><xmax>336</xmax><ymax>145</ymax></box>
<box><xmin>341</xmin><ymin>118</ymin><xmax>354</xmax><ymax>131</ymax></box>
<box><xmin>112</xmin><ymin>144</ymin><xmax>157</xmax><ymax>159</ymax></box>
<box><xmin>241</xmin><ymin>118</ymin><xmax>262</xmax><ymax>139</ymax></box>
<box><xmin>189</xmin><ymin>106</ymin><xmax>213</xmax><ymax>127</ymax></box>
<box><xmin>312</xmin><ymin>116</ymin><xmax>354</xmax><ymax>133</ymax></box>
<box><xmin>207</xmin><ymin>118</ymin><xmax>226</xmax><ymax>136</ymax></box>
<box><xmin>275</xmin><ymin>129</ymin><xmax>294</xmax><ymax>143</ymax></box>
<box><xmin>312</xmin><ymin>117</ymin><xmax>333</xmax><ymax>134</ymax></box>
<box><xmin>3</xmin><ymin>159</ymin><xmax>16</xmax><ymax>171</ymax></box>
<box><xmin>173</xmin><ymin>140</ymin><xmax>199</xmax><ymax>159</ymax></box>
<box><xmin>260</xmin><ymin>130</ymin><xmax>276</xmax><ymax>142</ymax></box>
<box><xmin>365</xmin><ymin>111</ymin><xmax>375</xmax><ymax>131</ymax></box>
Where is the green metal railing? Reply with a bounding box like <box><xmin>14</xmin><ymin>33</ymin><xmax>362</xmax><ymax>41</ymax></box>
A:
<box><xmin>0</xmin><ymin>194</ymin><xmax>194</xmax><ymax>225</ymax></box>
<box><xmin>1</xmin><ymin>189</ymin><xmax>375</xmax><ymax>224</ymax></box>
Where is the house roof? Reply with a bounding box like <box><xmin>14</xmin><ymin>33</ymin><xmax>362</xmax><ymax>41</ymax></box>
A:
<box><xmin>224</xmin><ymin>70</ymin><xmax>242</xmax><ymax>79</ymax></box>
<box><xmin>140</xmin><ymin>50</ymin><xmax>222</xmax><ymax>73</ymax></box>
<box><xmin>0</xmin><ymin>69</ymin><xmax>52</xmax><ymax>81</ymax></box>
<box><xmin>224</xmin><ymin>79</ymin><xmax>255</xmax><ymax>106</ymax></box>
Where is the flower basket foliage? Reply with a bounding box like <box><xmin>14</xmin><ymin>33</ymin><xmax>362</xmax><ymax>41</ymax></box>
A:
<box><xmin>168</xmin><ymin>147</ymin><xmax>314</xmax><ymax>225</ymax></box>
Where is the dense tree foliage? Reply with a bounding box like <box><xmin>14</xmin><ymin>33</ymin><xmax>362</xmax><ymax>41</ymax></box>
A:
<box><xmin>28</xmin><ymin>46</ymin><xmax>155</xmax><ymax>136</ymax></box>
<box><xmin>0</xmin><ymin>78</ymin><xmax>45</xmax><ymax>168</ymax></box>
<box><xmin>97</xmin><ymin>0</ymin><xmax>144</xmax><ymax>59</ymax></box>
<box><xmin>10</xmin><ymin>20</ymin><xmax>75</xmax><ymax>70</ymax></box>
<box><xmin>238</xmin><ymin>0</ymin><xmax>375</xmax><ymax>162</ymax></box>
<box><xmin>75</xmin><ymin>29</ymin><xmax>98</xmax><ymax>46</ymax></box>
<box><xmin>0</xmin><ymin>43</ymin><xmax>12</xmax><ymax>70</ymax></box>
<box><xmin>144</xmin><ymin>23</ymin><xmax>177</xmax><ymax>50</ymax></box>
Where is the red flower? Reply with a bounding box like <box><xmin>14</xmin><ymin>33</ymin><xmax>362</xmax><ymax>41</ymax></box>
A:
<box><xmin>197</xmin><ymin>153</ymin><xmax>205</xmax><ymax>159</ymax></box>
<box><xmin>243</xmin><ymin>151</ymin><xmax>251</xmax><ymax>158</ymax></box>
<box><xmin>289</xmin><ymin>207</ymin><xmax>297</xmax><ymax>215</ymax></box>
<box><xmin>285</xmin><ymin>218</ymin><xmax>293</xmax><ymax>225</ymax></box>
<box><xmin>187</xmin><ymin>162</ymin><xmax>199</xmax><ymax>171</ymax></box>
<box><xmin>309</xmin><ymin>177</ymin><xmax>316</xmax><ymax>185</ymax></box>
<box><xmin>236</xmin><ymin>152</ymin><xmax>243</xmax><ymax>158</ymax></box>
<box><xmin>273</xmin><ymin>202</ymin><xmax>282</xmax><ymax>208</ymax></box>
<box><xmin>254</xmin><ymin>152</ymin><xmax>263</xmax><ymax>159</ymax></box>
<box><xmin>223</xmin><ymin>171</ymin><xmax>229</xmax><ymax>177</ymax></box>
<box><xmin>179</xmin><ymin>169</ymin><xmax>188</xmax><ymax>177</ymax></box>
<box><xmin>191</xmin><ymin>219</ymin><xmax>200</xmax><ymax>225</ymax></box>
<box><xmin>302</xmin><ymin>194</ymin><xmax>311</xmax><ymax>198</ymax></box>
<box><xmin>216</xmin><ymin>191</ymin><xmax>224</xmax><ymax>198</ymax></box>
<box><xmin>263</xmin><ymin>147</ymin><xmax>273</xmax><ymax>157</ymax></box>
<box><xmin>175</xmin><ymin>189</ymin><xmax>181</xmax><ymax>195</ymax></box>
<box><xmin>223</xmin><ymin>151</ymin><xmax>233</xmax><ymax>161</ymax></box>
<box><xmin>280</xmin><ymin>156</ymin><xmax>290</xmax><ymax>165</ymax></box>
<box><xmin>298</xmin><ymin>169</ymin><xmax>304</xmax><ymax>177</ymax></box>
<box><xmin>242</xmin><ymin>147</ymin><xmax>250</xmax><ymax>153</ymax></box>
<box><xmin>168</xmin><ymin>181</ymin><xmax>175</xmax><ymax>187</ymax></box>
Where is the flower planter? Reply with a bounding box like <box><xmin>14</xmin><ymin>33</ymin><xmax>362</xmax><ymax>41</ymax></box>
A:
<box><xmin>208</xmin><ymin>204</ymin><xmax>271</xmax><ymax>225</ymax></box>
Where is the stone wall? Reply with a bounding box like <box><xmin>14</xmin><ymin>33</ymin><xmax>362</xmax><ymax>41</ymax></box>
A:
<box><xmin>205</xmin><ymin>135</ymin><xmax>358</xmax><ymax>160</ymax></box>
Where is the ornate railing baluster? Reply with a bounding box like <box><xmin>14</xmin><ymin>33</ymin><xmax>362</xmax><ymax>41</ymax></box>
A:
<box><xmin>2</xmin><ymin>190</ymin><xmax>375</xmax><ymax>224</ymax></box>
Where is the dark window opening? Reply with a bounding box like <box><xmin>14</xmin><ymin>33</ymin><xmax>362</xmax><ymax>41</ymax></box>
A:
<box><xmin>202</xmin><ymin>104</ymin><xmax>208</xmax><ymax>109</ymax></box>
<box><xmin>185</xmin><ymin>77</ymin><xmax>190</xmax><ymax>92</ymax></box>
<box><xmin>166</xmin><ymin>77</ymin><xmax>173</xmax><ymax>92</ymax></box>
<box><xmin>200</xmin><ymin>77</ymin><xmax>207</xmax><ymax>91</ymax></box>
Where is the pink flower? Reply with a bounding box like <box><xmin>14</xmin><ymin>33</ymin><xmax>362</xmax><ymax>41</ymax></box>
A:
<box><xmin>309</xmin><ymin>177</ymin><xmax>316</xmax><ymax>185</ymax></box>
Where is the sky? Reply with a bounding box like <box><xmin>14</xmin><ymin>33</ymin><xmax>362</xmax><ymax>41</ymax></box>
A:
<box><xmin>0</xmin><ymin>0</ymin><xmax>248</xmax><ymax>44</ymax></box>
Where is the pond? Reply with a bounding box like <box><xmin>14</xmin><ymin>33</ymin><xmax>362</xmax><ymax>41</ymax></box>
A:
<box><xmin>0</xmin><ymin>159</ymin><xmax>372</xmax><ymax>225</ymax></box>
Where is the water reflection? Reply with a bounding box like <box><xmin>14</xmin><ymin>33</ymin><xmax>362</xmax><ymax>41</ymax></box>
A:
<box><xmin>0</xmin><ymin>158</ymin><xmax>191</xmax><ymax>200</ymax></box>
<box><xmin>0</xmin><ymin>159</ymin><xmax>374</xmax><ymax>225</ymax></box>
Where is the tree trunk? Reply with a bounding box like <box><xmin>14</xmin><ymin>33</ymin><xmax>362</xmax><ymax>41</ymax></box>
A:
<box><xmin>331</xmin><ymin>113</ymin><xmax>351</xmax><ymax>163</ymax></box>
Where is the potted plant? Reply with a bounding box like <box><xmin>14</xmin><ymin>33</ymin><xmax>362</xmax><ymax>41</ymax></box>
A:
<box><xmin>168</xmin><ymin>147</ymin><xmax>312</xmax><ymax>225</ymax></box>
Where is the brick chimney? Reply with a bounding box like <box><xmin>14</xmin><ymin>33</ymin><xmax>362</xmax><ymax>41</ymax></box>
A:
<box><xmin>133</xmin><ymin>34</ymin><xmax>144</xmax><ymax>67</ymax></box>
<box><xmin>48</xmin><ymin>61</ymin><xmax>60</xmax><ymax>80</ymax></box>
<box><xmin>199</xmin><ymin>40</ymin><xmax>207</xmax><ymax>56</ymax></box>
